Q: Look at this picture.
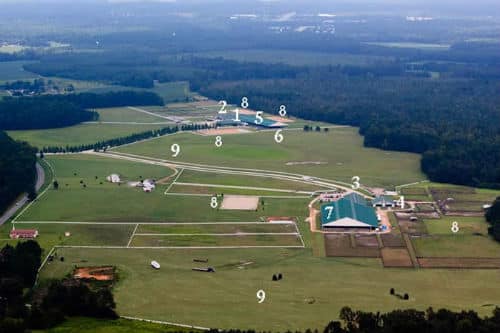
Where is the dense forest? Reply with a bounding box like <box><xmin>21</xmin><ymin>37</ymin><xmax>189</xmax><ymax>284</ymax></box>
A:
<box><xmin>0</xmin><ymin>131</ymin><xmax>37</xmax><ymax>214</ymax></box>
<box><xmin>0</xmin><ymin>241</ymin><xmax>117</xmax><ymax>332</ymax></box>
<box><xmin>0</xmin><ymin>91</ymin><xmax>163</xmax><ymax>130</ymax></box>
<box><xmin>486</xmin><ymin>197</ymin><xmax>500</xmax><ymax>241</ymax></box>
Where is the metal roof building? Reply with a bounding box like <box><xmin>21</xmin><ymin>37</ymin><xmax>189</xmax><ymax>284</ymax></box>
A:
<box><xmin>321</xmin><ymin>194</ymin><xmax>379</xmax><ymax>229</ymax></box>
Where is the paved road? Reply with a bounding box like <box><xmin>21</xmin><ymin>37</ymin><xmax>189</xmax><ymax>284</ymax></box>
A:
<box><xmin>0</xmin><ymin>162</ymin><xmax>45</xmax><ymax>225</ymax></box>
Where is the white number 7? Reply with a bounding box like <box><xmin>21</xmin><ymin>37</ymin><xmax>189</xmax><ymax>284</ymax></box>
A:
<box><xmin>325</xmin><ymin>206</ymin><xmax>334</xmax><ymax>219</ymax></box>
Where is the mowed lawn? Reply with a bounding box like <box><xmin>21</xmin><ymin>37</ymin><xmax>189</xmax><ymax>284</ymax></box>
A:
<box><xmin>412</xmin><ymin>216</ymin><xmax>500</xmax><ymax>258</ymax></box>
<box><xmin>116</xmin><ymin>128</ymin><xmax>425</xmax><ymax>188</ymax></box>
<box><xmin>176</xmin><ymin>169</ymin><xmax>328</xmax><ymax>192</ymax></box>
<box><xmin>18</xmin><ymin>155</ymin><xmax>309</xmax><ymax>222</ymax></box>
<box><xmin>7</xmin><ymin>123</ymin><xmax>166</xmax><ymax>148</ymax></box>
<box><xmin>40</xmin><ymin>247</ymin><xmax>500</xmax><ymax>331</ymax></box>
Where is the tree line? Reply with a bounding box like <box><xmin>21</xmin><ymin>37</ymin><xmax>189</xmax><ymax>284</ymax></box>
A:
<box><xmin>0</xmin><ymin>91</ymin><xmax>163</xmax><ymax>130</ymax></box>
<box><xmin>0</xmin><ymin>241</ymin><xmax>117</xmax><ymax>333</ymax></box>
<box><xmin>0</xmin><ymin>131</ymin><xmax>37</xmax><ymax>214</ymax></box>
<box><xmin>486</xmin><ymin>197</ymin><xmax>500</xmax><ymax>241</ymax></box>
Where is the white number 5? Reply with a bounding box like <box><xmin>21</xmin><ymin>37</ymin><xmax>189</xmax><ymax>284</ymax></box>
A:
<box><xmin>255</xmin><ymin>111</ymin><xmax>263</xmax><ymax>125</ymax></box>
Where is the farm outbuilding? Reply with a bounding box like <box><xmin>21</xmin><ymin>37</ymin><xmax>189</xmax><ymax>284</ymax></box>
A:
<box><xmin>10</xmin><ymin>227</ymin><xmax>38</xmax><ymax>239</ymax></box>
<box><xmin>372</xmin><ymin>195</ymin><xmax>395</xmax><ymax>208</ymax></box>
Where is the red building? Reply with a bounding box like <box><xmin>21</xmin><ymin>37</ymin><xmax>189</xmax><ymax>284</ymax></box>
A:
<box><xmin>9</xmin><ymin>228</ymin><xmax>39</xmax><ymax>239</ymax></box>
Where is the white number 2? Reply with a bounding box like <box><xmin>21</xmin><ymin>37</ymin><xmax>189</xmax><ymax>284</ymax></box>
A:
<box><xmin>218</xmin><ymin>100</ymin><xmax>227</xmax><ymax>114</ymax></box>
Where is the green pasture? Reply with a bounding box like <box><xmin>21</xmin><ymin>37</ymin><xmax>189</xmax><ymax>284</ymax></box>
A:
<box><xmin>176</xmin><ymin>169</ymin><xmax>327</xmax><ymax>192</ymax></box>
<box><xmin>412</xmin><ymin>216</ymin><xmax>500</xmax><ymax>258</ymax></box>
<box><xmin>168</xmin><ymin>184</ymin><xmax>310</xmax><ymax>197</ymax></box>
<box><xmin>17</xmin><ymin>155</ymin><xmax>309</xmax><ymax>223</ymax></box>
<box><xmin>116</xmin><ymin>127</ymin><xmax>425</xmax><ymax>188</ymax></box>
<box><xmin>96</xmin><ymin>107</ymin><xmax>169</xmax><ymax>123</ymax></box>
<box><xmin>40</xmin><ymin>247</ymin><xmax>500</xmax><ymax>331</ymax></box>
<box><xmin>195</xmin><ymin>49</ymin><xmax>394</xmax><ymax>66</ymax></box>
<box><xmin>7</xmin><ymin>123</ymin><xmax>165</xmax><ymax>148</ymax></box>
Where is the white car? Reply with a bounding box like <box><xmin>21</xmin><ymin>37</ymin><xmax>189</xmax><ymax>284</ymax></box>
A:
<box><xmin>151</xmin><ymin>260</ymin><xmax>160</xmax><ymax>269</ymax></box>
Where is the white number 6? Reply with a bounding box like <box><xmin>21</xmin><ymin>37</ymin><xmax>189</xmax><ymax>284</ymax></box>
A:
<box><xmin>274</xmin><ymin>129</ymin><xmax>284</xmax><ymax>143</ymax></box>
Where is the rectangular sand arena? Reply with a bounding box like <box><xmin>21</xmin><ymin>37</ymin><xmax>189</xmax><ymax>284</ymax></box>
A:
<box><xmin>220</xmin><ymin>195</ymin><xmax>259</xmax><ymax>210</ymax></box>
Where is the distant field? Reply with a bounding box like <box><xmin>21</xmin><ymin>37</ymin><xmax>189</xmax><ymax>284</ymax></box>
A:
<box><xmin>40</xmin><ymin>247</ymin><xmax>500</xmax><ymax>331</ymax></box>
<box><xmin>96</xmin><ymin>107</ymin><xmax>171</xmax><ymax>123</ymax></box>
<box><xmin>116</xmin><ymin>127</ymin><xmax>425</xmax><ymax>188</ymax></box>
<box><xmin>85</xmin><ymin>81</ymin><xmax>192</xmax><ymax>103</ymax></box>
<box><xmin>364</xmin><ymin>42</ymin><xmax>451</xmax><ymax>50</ymax></box>
<box><xmin>196</xmin><ymin>49</ymin><xmax>394</xmax><ymax>66</ymax></box>
<box><xmin>7</xmin><ymin>123</ymin><xmax>166</xmax><ymax>148</ymax></box>
<box><xmin>0</xmin><ymin>61</ymin><xmax>39</xmax><ymax>81</ymax></box>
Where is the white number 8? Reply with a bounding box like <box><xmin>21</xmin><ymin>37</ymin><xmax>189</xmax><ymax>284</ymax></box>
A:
<box><xmin>210</xmin><ymin>196</ymin><xmax>218</xmax><ymax>209</ymax></box>
<box><xmin>241</xmin><ymin>97</ymin><xmax>249</xmax><ymax>109</ymax></box>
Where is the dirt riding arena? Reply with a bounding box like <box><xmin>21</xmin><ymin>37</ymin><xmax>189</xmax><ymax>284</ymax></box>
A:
<box><xmin>381</xmin><ymin>248</ymin><xmax>414</xmax><ymax>268</ymax></box>
<box><xmin>418</xmin><ymin>257</ymin><xmax>500</xmax><ymax>269</ymax></box>
<box><xmin>197</xmin><ymin>127</ymin><xmax>252</xmax><ymax>136</ymax></box>
<box><xmin>324</xmin><ymin>234</ymin><xmax>380</xmax><ymax>258</ymax></box>
<box><xmin>73</xmin><ymin>266</ymin><xmax>115</xmax><ymax>281</ymax></box>
<box><xmin>220</xmin><ymin>195</ymin><xmax>260</xmax><ymax>210</ymax></box>
<box><xmin>381</xmin><ymin>233</ymin><xmax>405</xmax><ymax>247</ymax></box>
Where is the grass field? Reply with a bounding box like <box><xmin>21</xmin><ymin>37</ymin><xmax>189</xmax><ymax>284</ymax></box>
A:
<box><xmin>176</xmin><ymin>169</ymin><xmax>327</xmax><ymax>192</ymax></box>
<box><xmin>16</xmin><ymin>154</ymin><xmax>309</xmax><ymax>223</ymax></box>
<box><xmin>195</xmin><ymin>49</ymin><xmax>394</xmax><ymax>66</ymax></box>
<box><xmin>7</xmin><ymin>123</ymin><xmax>166</xmax><ymax>148</ymax></box>
<box><xmin>40</xmin><ymin>247</ymin><xmax>500</xmax><ymax>331</ymax></box>
<box><xmin>412</xmin><ymin>216</ymin><xmax>500</xmax><ymax>258</ymax></box>
<box><xmin>0</xmin><ymin>60</ymin><xmax>39</xmax><ymax>81</ymax></box>
<box><xmin>96</xmin><ymin>107</ymin><xmax>170</xmax><ymax>123</ymax></box>
<box><xmin>85</xmin><ymin>81</ymin><xmax>192</xmax><ymax>103</ymax></box>
<box><xmin>116</xmin><ymin>127</ymin><xmax>424</xmax><ymax>188</ymax></box>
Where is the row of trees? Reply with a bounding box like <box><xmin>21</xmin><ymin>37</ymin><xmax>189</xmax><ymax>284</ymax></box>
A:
<box><xmin>0</xmin><ymin>131</ymin><xmax>37</xmax><ymax>214</ymax></box>
<box><xmin>0</xmin><ymin>241</ymin><xmax>117</xmax><ymax>332</ymax></box>
<box><xmin>0</xmin><ymin>91</ymin><xmax>164</xmax><ymax>130</ymax></box>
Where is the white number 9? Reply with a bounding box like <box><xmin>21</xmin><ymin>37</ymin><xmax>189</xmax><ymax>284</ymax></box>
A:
<box><xmin>171</xmin><ymin>144</ymin><xmax>180</xmax><ymax>157</ymax></box>
<box><xmin>257</xmin><ymin>289</ymin><xmax>266</xmax><ymax>303</ymax></box>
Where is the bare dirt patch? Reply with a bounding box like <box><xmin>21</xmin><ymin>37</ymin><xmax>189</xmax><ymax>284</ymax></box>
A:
<box><xmin>73</xmin><ymin>266</ymin><xmax>115</xmax><ymax>281</ymax></box>
<box><xmin>381</xmin><ymin>248</ymin><xmax>413</xmax><ymax>268</ymax></box>
<box><xmin>220</xmin><ymin>195</ymin><xmax>260</xmax><ymax>210</ymax></box>
<box><xmin>418</xmin><ymin>257</ymin><xmax>500</xmax><ymax>269</ymax></box>
<box><xmin>354</xmin><ymin>234</ymin><xmax>379</xmax><ymax>247</ymax></box>
<box><xmin>381</xmin><ymin>233</ymin><xmax>405</xmax><ymax>247</ymax></box>
<box><xmin>324</xmin><ymin>234</ymin><xmax>380</xmax><ymax>257</ymax></box>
